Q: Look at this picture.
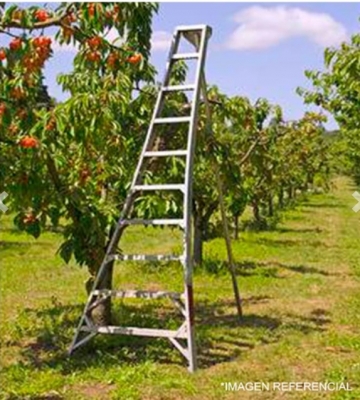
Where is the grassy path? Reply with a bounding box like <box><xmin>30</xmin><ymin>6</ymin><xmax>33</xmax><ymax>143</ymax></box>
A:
<box><xmin>1</xmin><ymin>176</ymin><xmax>360</xmax><ymax>399</ymax></box>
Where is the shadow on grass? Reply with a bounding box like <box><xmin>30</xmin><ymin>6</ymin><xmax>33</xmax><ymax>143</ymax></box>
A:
<box><xmin>274</xmin><ymin>227</ymin><xmax>322</xmax><ymax>234</ymax></box>
<box><xmin>199</xmin><ymin>259</ymin><xmax>283</xmax><ymax>279</ymax></box>
<box><xmin>300</xmin><ymin>202</ymin><xmax>348</xmax><ymax>209</ymax></box>
<box><xmin>200</xmin><ymin>258</ymin><xmax>338</xmax><ymax>278</ymax></box>
<box><xmin>256</xmin><ymin>260</ymin><xmax>340</xmax><ymax>277</ymax></box>
<box><xmin>251</xmin><ymin>237</ymin><xmax>329</xmax><ymax>249</ymax></box>
<box><xmin>0</xmin><ymin>240</ymin><xmax>51</xmax><ymax>250</ymax></box>
<box><xmin>3</xmin><ymin>293</ymin><xmax>331</xmax><ymax>373</ymax></box>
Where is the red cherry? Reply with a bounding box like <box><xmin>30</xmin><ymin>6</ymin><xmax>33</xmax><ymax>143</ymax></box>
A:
<box><xmin>10</xmin><ymin>38</ymin><xmax>22</xmax><ymax>51</ymax></box>
<box><xmin>86</xmin><ymin>52</ymin><xmax>101</xmax><ymax>63</ymax></box>
<box><xmin>127</xmin><ymin>54</ymin><xmax>142</xmax><ymax>65</ymax></box>
<box><xmin>87</xmin><ymin>36</ymin><xmax>102</xmax><ymax>50</ymax></box>
<box><xmin>35</xmin><ymin>9</ymin><xmax>49</xmax><ymax>22</ymax></box>
<box><xmin>0</xmin><ymin>103</ymin><xmax>6</xmax><ymax>116</ymax></box>
<box><xmin>19</xmin><ymin>136</ymin><xmax>39</xmax><ymax>149</ymax></box>
<box><xmin>107</xmin><ymin>52</ymin><xmax>118</xmax><ymax>68</ymax></box>
<box><xmin>0</xmin><ymin>49</ymin><xmax>6</xmax><ymax>61</ymax></box>
<box><xmin>33</xmin><ymin>36</ymin><xmax>52</xmax><ymax>48</ymax></box>
<box><xmin>88</xmin><ymin>3</ymin><xmax>95</xmax><ymax>17</ymax></box>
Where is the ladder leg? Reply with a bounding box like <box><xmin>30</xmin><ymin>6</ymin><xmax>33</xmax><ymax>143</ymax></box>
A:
<box><xmin>184</xmin><ymin>281</ymin><xmax>197</xmax><ymax>372</ymax></box>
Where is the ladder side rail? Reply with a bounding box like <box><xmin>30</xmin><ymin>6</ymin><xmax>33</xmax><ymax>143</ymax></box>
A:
<box><xmin>183</xmin><ymin>29</ymin><xmax>209</xmax><ymax>288</ymax></box>
<box><xmin>182</xmin><ymin>26</ymin><xmax>210</xmax><ymax>373</ymax></box>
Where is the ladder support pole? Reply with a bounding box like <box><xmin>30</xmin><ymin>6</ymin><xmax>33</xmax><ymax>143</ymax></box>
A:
<box><xmin>214</xmin><ymin>165</ymin><xmax>243</xmax><ymax>319</ymax></box>
<box><xmin>200</xmin><ymin>75</ymin><xmax>243</xmax><ymax>319</ymax></box>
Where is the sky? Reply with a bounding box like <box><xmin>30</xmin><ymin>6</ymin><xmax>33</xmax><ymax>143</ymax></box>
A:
<box><xmin>4</xmin><ymin>3</ymin><xmax>360</xmax><ymax>129</ymax></box>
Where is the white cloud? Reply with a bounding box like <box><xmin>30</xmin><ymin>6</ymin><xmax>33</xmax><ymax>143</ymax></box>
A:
<box><xmin>226</xmin><ymin>6</ymin><xmax>348</xmax><ymax>51</ymax></box>
<box><xmin>151</xmin><ymin>31</ymin><xmax>172</xmax><ymax>51</ymax></box>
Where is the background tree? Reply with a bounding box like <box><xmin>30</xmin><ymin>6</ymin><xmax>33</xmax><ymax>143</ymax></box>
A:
<box><xmin>298</xmin><ymin>30</ymin><xmax>360</xmax><ymax>182</ymax></box>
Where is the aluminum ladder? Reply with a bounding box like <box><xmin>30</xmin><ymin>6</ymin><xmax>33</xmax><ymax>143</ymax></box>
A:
<box><xmin>69</xmin><ymin>25</ymin><xmax>213</xmax><ymax>372</ymax></box>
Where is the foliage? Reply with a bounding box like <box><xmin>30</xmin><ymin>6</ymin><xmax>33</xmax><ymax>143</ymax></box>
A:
<box><xmin>0</xmin><ymin>2</ymin><xmax>332</xmax><ymax>273</ymax></box>
<box><xmin>298</xmin><ymin>29</ymin><xmax>360</xmax><ymax>183</ymax></box>
<box><xmin>0</xmin><ymin>3</ymin><xmax>158</xmax><ymax>272</ymax></box>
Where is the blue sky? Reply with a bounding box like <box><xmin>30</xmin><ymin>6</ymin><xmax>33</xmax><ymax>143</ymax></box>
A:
<box><xmin>149</xmin><ymin>2</ymin><xmax>359</xmax><ymax>129</ymax></box>
<box><xmin>5</xmin><ymin>3</ymin><xmax>360</xmax><ymax>128</ymax></box>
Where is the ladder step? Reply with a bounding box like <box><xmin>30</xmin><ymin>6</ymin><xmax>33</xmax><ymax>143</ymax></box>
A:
<box><xmin>154</xmin><ymin>116</ymin><xmax>191</xmax><ymax>124</ymax></box>
<box><xmin>92</xmin><ymin>289</ymin><xmax>183</xmax><ymax>300</ymax></box>
<box><xmin>144</xmin><ymin>150</ymin><xmax>187</xmax><ymax>157</ymax></box>
<box><xmin>81</xmin><ymin>325</ymin><xmax>187</xmax><ymax>339</ymax></box>
<box><xmin>110</xmin><ymin>254</ymin><xmax>182</xmax><ymax>262</ymax></box>
<box><xmin>162</xmin><ymin>84</ymin><xmax>196</xmax><ymax>92</ymax></box>
<box><xmin>121</xmin><ymin>218</ymin><xmax>185</xmax><ymax>227</ymax></box>
<box><xmin>172</xmin><ymin>53</ymin><xmax>199</xmax><ymax>60</ymax></box>
<box><xmin>133</xmin><ymin>184</ymin><xmax>185</xmax><ymax>192</ymax></box>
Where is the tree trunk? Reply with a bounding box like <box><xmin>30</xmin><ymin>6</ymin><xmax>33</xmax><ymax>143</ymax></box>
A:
<box><xmin>253</xmin><ymin>201</ymin><xmax>261</xmax><ymax>223</ymax></box>
<box><xmin>288</xmin><ymin>187</ymin><xmax>294</xmax><ymax>200</ymax></box>
<box><xmin>268</xmin><ymin>196</ymin><xmax>273</xmax><ymax>217</ymax></box>
<box><xmin>193</xmin><ymin>212</ymin><xmax>203</xmax><ymax>266</ymax></box>
<box><xmin>84</xmin><ymin>226</ymin><xmax>117</xmax><ymax>326</ymax></box>
<box><xmin>234</xmin><ymin>215</ymin><xmax>239</xmax><ymax>240</ymax></box>
<box><xmin>86</xmin><ymin>260</ymin><xmax>113</xmax><ymax>326</ymax></box>
<box><xmin>278</xmin><ymin>189</ymin><xmax>284</xmax><ymax>208</ymax></box>
<box><xmin>192</xmin><ymin>200</ymin><xmax>218</xmax><ymax>266</ymax></box>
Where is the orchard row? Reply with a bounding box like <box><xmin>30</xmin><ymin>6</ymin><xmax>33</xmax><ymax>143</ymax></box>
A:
<box><xmin>0</xmin><ymin>3</ymin><xmax>333</xmax><ymax>276</ymax></box>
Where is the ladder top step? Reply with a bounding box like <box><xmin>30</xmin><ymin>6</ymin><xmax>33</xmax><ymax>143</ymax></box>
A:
<box><xmin>92</xmin><ymin>289</ymin><xmax>183</xmax><ymax>300</ymax></box>
<box><xmin>162</xmin><ymin>84</ymin><xmax>195</xmax><ymax>92</ymax></box>
<box><xmin>132</xmin><ymin>184</ymin><xmax>185</xmax><ymax>192</ymax></box>
<box><xmin>176</xmin><ymin>24</ymin><xmax>212</xmax><ymax>32</ymax></box>
<box><xmin>109</xmin><ymin>254</ymin><xmax>183</xmax><ymax>262</ymax></box>
<box><xmin>144</xmin><ymin>150</ymin><xmax>187</xmax><ymax>157</ymax></box>
<box><xmin>154</xmin><ymin>116</ymin><xmax>191</xmax><ymax>124</ymax></box>
<box><xmin>172</xmin><ymin>53</ymin><xmax>199</xmax><ymax>61</ymax></box>
<box><xmin>120</xmin><ymin>218</ymin><xmax>185</xmax><ymax>227</ymax></box>
<box><xmin>81</xmin><ymin>325</ymin><xmax>187</xmax><ymax>339</ymax></box>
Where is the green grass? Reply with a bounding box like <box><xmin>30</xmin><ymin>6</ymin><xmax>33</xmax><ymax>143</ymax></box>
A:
<box><xmin>2</xmin><ymin>176</ymin><xmax>360</xmax><ymax>399</ymax></box>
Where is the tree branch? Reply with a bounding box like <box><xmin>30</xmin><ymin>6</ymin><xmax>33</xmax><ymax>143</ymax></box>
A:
<box><xmin>239</xmin><ymin>137</ymin><xmax>260</xmax><ymax>166</ymax></box>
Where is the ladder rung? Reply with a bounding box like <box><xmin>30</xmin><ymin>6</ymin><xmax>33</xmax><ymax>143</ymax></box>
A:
<box><xmin>144</xmin><ymin>150</ymin><xmax>187</xmax><ymax>157</ymax></box>
<box><xmin>162</xmin><ymin>84</ymin><xmax>196</xmax><ymax>92</ymax></box>
<box><xmin>81</xmin><ymin>325</ymin><xmax>187</xmax><ymax>339</ymax></box>
<box><xmin>110</xmin><ymin>254</ymin><xmax>182</xmax><ymax>262</ymax></box>
<box><xmin>92</xmin><ymin>289</ymin><xmax>183</xmax><ymax>300</ymax></box>
<box><xmin>172</xmin><ymin>53</ymin><xmax>199</xmax><ymax>60</ymax></box>
<box><xmin>121</xmin><ymin>218</ymin><xmax>185</xmax><ymax>227</ymax></box>
<box><xmin>133</xmin><ymin>184</ymin><xmax>185</xmax><ymax>192</ymax></box>
<box><xmin>154</xmin><ymin>116</ymin><xmax>191</xmax><ymax>124</ymax></box>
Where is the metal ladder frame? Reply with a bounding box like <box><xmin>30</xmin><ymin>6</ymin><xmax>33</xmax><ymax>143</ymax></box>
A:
<box><xmin>69</xmin><ymin>25</ymin><xmax>240</xmax><ymax>373</ymax></box>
